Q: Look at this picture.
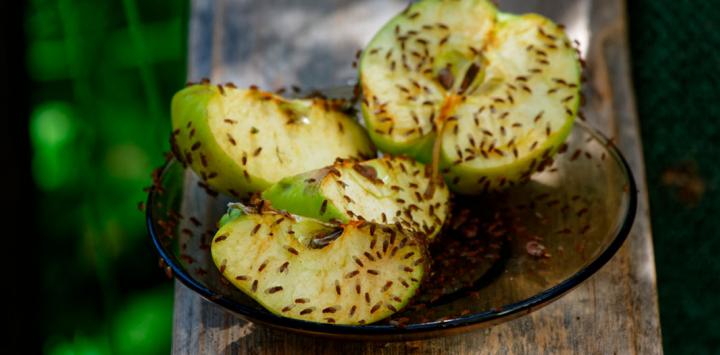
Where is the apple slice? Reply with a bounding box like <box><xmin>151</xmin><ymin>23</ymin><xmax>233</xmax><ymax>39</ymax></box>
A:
<box><xmin>359</xmin><ymin>0</ymin><xmax>581</xmax><ymax>193</ymax></box>
<box><xmin>211</xmin><ymin>205</ymin><xmax>427</xmax><ymax>325</ymax></box>
<box><xmin>171</xmin><ymin>83</ymin><xmax>375</xmax><ymax>197</ymax></box>
<box><xmin>261</xmin><ymin>156</ymin><xmax>450</xmax><ymax>240</ymax></box>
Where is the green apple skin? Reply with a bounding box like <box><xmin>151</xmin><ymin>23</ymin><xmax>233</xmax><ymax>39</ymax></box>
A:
<box><xmin>261</xmin><ymin>168</ymin><xmax>348</xmax><ymax>223</ymax></box>
<box><xmin>362</xmin><ymin>103</ymin><xmax>436</xmax><ymax>165</ymax></box>
<box><xmin>172</xmin><ymin>84</ymin><xmax>270</xmax><ymax>197</ymax></box>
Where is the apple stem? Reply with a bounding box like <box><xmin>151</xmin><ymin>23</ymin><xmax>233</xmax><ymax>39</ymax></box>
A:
<box><xmin>425</xmin><ymin>113</ymin><xmax>451</xmax><ymax>200</ymax></box>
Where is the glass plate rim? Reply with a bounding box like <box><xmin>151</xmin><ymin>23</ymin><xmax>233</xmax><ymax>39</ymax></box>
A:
<box><xmin>146</xmin><ymin>120</ymin><xmax>638</xmax><ymax>336</ymax></box>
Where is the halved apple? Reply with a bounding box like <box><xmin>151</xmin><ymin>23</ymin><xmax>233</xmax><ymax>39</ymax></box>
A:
<box><xmin>262</xmin><ymin>156</ymin><xmax>450</xmax><ymax>240</ymax></box>
<box><xmin>171</xmin><ymin>83</ymin><xmax>375</xmax><ymax>197</ymax></box>
<box><xmin>359</xmin><ymin>0</ymin><xmax>581</xmax><ymax>193</ymax></box>
<box><xmin>211</xmin><ymin>204</ymin><xmax>427</xmax><ymax>325</ymax></box>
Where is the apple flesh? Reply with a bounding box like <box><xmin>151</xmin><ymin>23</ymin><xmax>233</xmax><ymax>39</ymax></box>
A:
<box><xmin>359</xmin><ymin>0</ymin><xmax>581</xmax><ymax>193</ymax></box>
<box><xmin>211</xmin><ymin>204</ymin><xmax>427</xmax><ymax>325</ymax></box>
<box><xmin>262</xmin><ymin>156</ymin><xmax>450</xmax><ymax>240</ymax></box>
<box><xmin>171</xmin><ymin>83</ymin><xmax>375</xmax><ymax>197</ymax></box>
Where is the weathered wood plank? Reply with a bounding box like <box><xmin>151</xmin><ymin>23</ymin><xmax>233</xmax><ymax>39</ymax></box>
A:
<box><xmin>172</xmin><ymin>0</ymin><xmax>662</xmax><ymax>353</ymax></box>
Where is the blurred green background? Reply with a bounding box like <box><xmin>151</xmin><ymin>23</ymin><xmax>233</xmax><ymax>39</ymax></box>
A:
<box><xmin>26</xmin><ymin>0</ymin><xmax>186</xmax><ymax>353</ymax></box>
<box><xmin>23</xmin><ymin>0</ymin><xmax>718</xmax><ymax>354</ymax></box>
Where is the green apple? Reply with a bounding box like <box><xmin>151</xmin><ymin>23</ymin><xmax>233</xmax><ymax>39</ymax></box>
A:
<box><xmin>211</xmin><ymin>204</ymin><xmax>426</xmax><ymax>325</ymax></box>
<box><xmin>261</xmin><ymin>155</ymin><xmax>450</xmax><ymax>240</ymax></box>
<box><xmin>359</xmin><ymin>0</ymin><xmax>581</xmax><ymax>193</ymax></box>
<box><xmin>171</xmin><ymin>83</ymin><xmax>376</xmax><ymax>197</ymax></box>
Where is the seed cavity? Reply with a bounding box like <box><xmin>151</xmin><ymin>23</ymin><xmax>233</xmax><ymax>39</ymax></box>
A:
<box><xmin>437</xmin><ymin>65</ymin><xmax>454</xmax><ymax>90</ymax></box>
<box><xmin>459</xmin><ymin>63</ymin><xmax>480</xmax><ymax>94</ymax></box>
<box><xmin>352</xmin><ymin>164</ymin><xmax>379</xmax><ymax>182</ymax></box>
<box><xmin>320</xmin><ymin>199</ymin><xmax>328</xmax><ymax>215</ymax></box>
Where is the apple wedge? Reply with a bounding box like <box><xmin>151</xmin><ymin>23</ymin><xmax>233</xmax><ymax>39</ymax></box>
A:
<box><xmin>262</xmin><ymin>156</ymin><xmax>450</xmax><ymax>240</ymax></box>
<box><xmin>211</xmin><ymin>205</ymin><xmax>427</xmax><ymax>325</ymax></box>
<box><xmin>171</xmin><ymin>83</ymin><xmax>375</xmax><ymax>197</ymax></box>
<box><xmin>359</xmin><ymin>0</ymin><xmax>581</xmax><ymax>193</ymax></box>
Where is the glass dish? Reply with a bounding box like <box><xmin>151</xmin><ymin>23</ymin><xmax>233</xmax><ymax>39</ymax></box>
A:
<box><xmin>147</xmin><ymin>104</ymin><xmax>636</xmax><ymax>341</ymax></box>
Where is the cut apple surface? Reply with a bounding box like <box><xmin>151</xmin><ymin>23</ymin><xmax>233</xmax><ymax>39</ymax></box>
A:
<box><xmin>359</xmin><ymin>0</ymin><xmax>581</xmax><ymax>193</ymax></box>
<box><xmin>171</xmin><ymin>84</ymin><xmax>375</xmax><ymax>197</ymax></box>
<box><xmin>211</xmin><ymin>205</ymin><xmax>427</xmax><ymax>325</ymax></box>
<box><xmin>262</xmin><ymin>156</ymin><xmax>450</xmax><ymax>240</ymax></box>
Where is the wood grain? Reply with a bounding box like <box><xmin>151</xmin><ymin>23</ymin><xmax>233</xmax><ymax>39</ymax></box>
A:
<box><xmin>172</xmin><ymin>0</ymin><xmax>662</xmax><ymax>353</ymax></box>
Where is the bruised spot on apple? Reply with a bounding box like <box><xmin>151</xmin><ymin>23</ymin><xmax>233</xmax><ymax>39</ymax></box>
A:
<box><xmin>359</xmin><ymin>0</ymin><xmax>581</xmax><ymax>193</ymax></box>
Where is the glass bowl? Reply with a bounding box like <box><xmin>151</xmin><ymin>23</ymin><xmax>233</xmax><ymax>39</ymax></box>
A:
<box><xmin>147</xmin><ymin>116</ymin><xmax>636</xmax><ymax>341</ymax></box>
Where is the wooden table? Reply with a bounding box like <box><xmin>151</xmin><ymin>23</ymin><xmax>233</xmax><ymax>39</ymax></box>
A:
<box><xmin>173</xmin><ymin>0</ymin><xmax>662</xmax><ymax>353</ymax></box>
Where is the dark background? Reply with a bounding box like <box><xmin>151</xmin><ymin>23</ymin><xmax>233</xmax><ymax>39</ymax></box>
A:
<box><xmin>628</xmin><ymin>0</ymin><xmax>720</xmax><ymax>353</ymax></box>
<box><xmin>2</xmin><ymin>0</ymin><xmax>718</xmax><ymax>353</ymax></box>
